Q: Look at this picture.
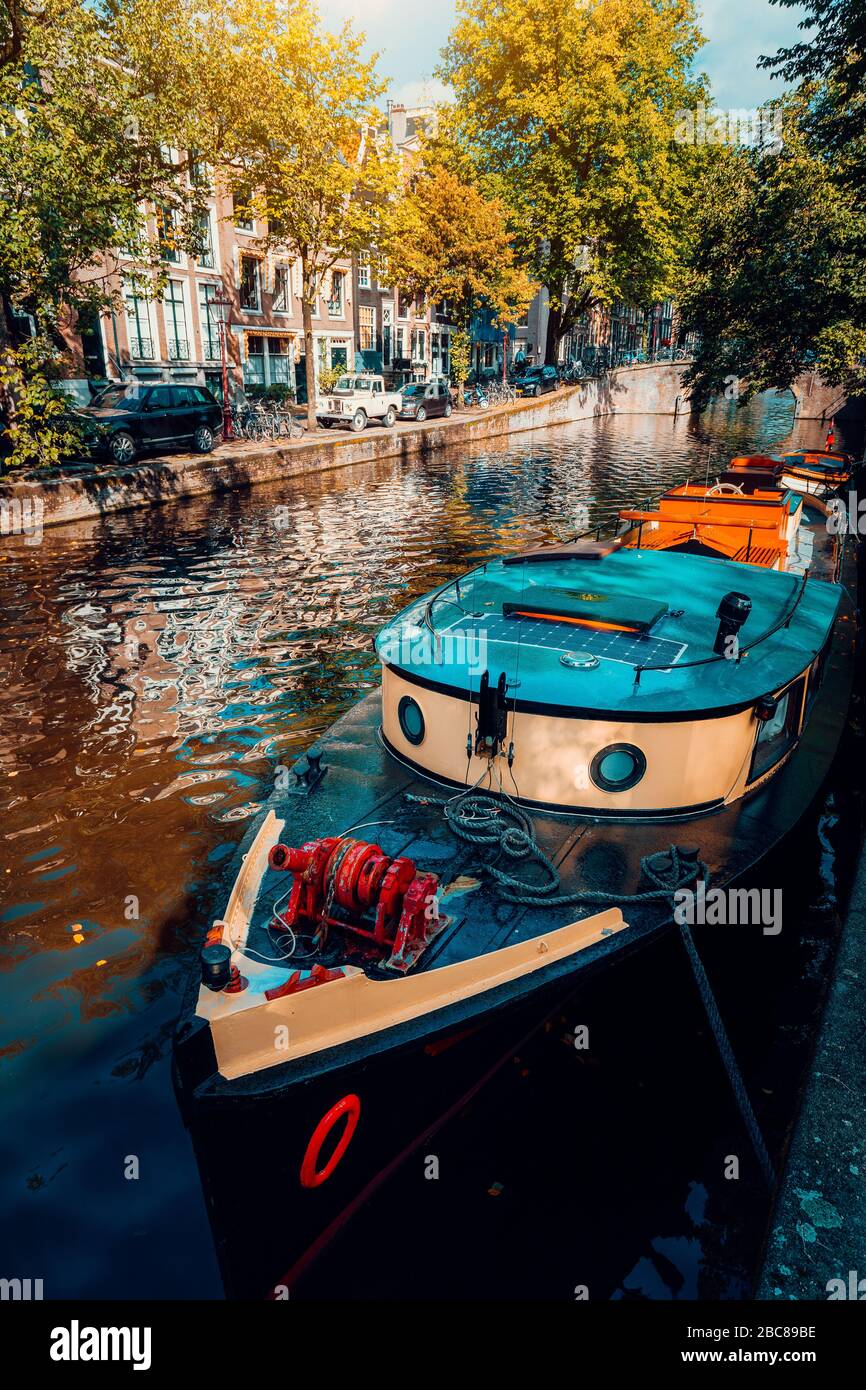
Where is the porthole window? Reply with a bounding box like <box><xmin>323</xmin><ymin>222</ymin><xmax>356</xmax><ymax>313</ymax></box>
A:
<box><xmin>397</xmin><ymin>695</ymin><xmax>425</xmax><ymax>746</ymax></box>
<box><xmin>589</xmin><ymin>743</ymin><xmax>646</xmax><ymax>793</ymax></box>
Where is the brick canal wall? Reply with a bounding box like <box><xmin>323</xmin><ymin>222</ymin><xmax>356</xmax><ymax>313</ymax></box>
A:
<box><xmin>0</xmin><ymin>362</ymin><xmax>692</xmax><ymax>532</ymax></box>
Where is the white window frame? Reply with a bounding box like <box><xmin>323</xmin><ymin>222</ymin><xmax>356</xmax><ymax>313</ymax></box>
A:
<box><xmin>123</xmin><ymin>281</ymin><xmax>158</xmax><ymax>361</ymax></box>
<box><xmin>327</xmin><ymin>269</ymin><xmax>345</xmax><ymax>319</ymax></box>
<box><xmin>194</xmin><ymin>207</ymin><xmax>218</xmax><ymax>272</ymax></box>
<box><xmin>273</xmin><ymin>263</ymin><xmax>292</xmax><ymax>315</ymax></box>
<box><xmin>163</xmin><ymin>278</ymin><xmax>191</xmax><ymax>361</ymax></box>
<box><xmin>238</xmin><ymin>252</ymin><xmax>263</xmax><ymax>315</ymax></box>
<box><xmin>359</xmin><ymin>304</ymin><xmax>376</xmax><ymax>353</ymax></box>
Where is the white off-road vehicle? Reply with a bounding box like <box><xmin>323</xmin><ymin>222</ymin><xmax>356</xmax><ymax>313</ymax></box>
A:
<box><xmin>316</xmin><ymin>373</ymin><xmax>403</xmax><ymax>432</ymax></box>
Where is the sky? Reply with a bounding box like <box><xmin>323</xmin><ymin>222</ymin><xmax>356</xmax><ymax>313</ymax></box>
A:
<box><xmin>319</xmin><ymin>0</ymin><xmax>810</xmax><ymax>112</ymax></box>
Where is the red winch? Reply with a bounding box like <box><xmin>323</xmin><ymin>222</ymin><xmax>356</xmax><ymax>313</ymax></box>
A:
<box><xmin>267</xmin><ymin>836</ymin><xmax>446</xmax><ymax>973</ymax></box>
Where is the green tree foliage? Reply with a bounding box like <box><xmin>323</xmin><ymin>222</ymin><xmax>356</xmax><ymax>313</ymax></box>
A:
<box><xmin>0</xmin><ymin>0</ymin><xmax>208</xmax><ymax>466</ymax></box>
<box><xmin>682</xmin><ymin>4</ymin><xmax>866</xmax><ymax>404</ymax></box>
<box><xmin>439</xmin><ymin>0</ymin><xmax>707</xmax><ymax>363</ymax></box>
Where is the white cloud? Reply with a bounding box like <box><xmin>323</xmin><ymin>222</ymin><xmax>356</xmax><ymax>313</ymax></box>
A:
<box><xmin>392</xmin><ymin>76</ymin><xmax>452</xmax><ymax>109</ymax></box>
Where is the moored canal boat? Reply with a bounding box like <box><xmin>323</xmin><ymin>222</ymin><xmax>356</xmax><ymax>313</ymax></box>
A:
<box><xmin>775</xmin><ymin>448</ymin><xmax>855</xmax><ymax>499</ymax></box>
<box><xmin>174</xmin><ymin>490</ymin><xmax>856</xmax><ymax>1299</ymax></box>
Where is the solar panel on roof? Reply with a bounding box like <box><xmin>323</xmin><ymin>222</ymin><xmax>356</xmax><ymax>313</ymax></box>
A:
<box><xmin>465</xmin><ymin>614</ymin><xmax>687</xmax><ymax>669</ymax></box>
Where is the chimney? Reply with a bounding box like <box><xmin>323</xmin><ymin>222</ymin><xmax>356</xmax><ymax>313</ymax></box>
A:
<box><xmin>389</xmin><ymin>102</ymin><xmax>407</xmax><ymax>147</ymax></box>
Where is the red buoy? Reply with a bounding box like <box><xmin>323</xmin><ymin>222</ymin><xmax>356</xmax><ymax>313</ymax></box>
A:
<box><xmin>300</xmin><ymin>1094</ymin><xmax>361</xmax><ymax>1189</ymax></box>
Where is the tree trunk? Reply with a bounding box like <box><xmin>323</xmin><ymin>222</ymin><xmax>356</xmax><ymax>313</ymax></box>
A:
<box><xmin>544</xmin><ymin>294</ymin><xmax>563</xmax><ymax>366</ymax></box>
<box><xmin>0</xmin><ymin>298</ymin><xmax>19</xmax><ymax>465</ymax></box>
<box><xmin>301</xmin><ymin>260</ymin><xmax>317</xmax><ymax>433</ymax></box>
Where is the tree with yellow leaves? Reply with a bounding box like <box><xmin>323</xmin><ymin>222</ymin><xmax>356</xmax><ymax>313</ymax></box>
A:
<box><xmin>440</xmin><ymin>0</ymin><xmax>707</xmax><ymax>364</ymax></box>
<box><xmin>387</xmin><ymin>160</ymin><xmax>536</xmax><ymax>406</ymax></box>
<box><xmin>194</xmin><ymin>0</ymin><xmax>398</xmax><ymax>428</ymax></box>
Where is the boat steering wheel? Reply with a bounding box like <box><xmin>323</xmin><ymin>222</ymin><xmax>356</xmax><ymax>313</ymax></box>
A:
<box><xmin>707</xmin><ymin>481</ymin><xmax>745</xmax><ymax>496</ymax></box>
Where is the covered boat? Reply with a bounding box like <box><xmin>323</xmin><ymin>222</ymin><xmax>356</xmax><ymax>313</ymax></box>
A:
<box><xmin>174</xmin><ymin>507</ymin><xmax>855</xmax><ymax>1298</ymax></box>
<box><xmin>772</xmin><ymin>449</ymin><xmax>854</xmax><ymax>499</ymax></box>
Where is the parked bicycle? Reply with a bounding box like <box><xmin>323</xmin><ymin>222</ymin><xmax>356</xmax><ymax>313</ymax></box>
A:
<box><xmin>229</xmin><ymin>404</ymin><xmax>304</xmax><ymax>442</ymax></box>
<box><xmin>485</xmin><ymin>381</ymin><xmax>517</xmax><ymax>405</ymax></box>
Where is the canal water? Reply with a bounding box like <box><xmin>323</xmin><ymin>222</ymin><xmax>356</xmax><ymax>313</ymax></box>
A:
<box><xmin>0</xmin><ymin>393</ymin><xmax>861</xmax><ymax>1299</ymax></box>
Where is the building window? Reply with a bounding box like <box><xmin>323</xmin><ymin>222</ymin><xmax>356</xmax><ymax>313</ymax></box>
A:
<box><xmin>239</xmin><ymin>255</ymin><xmax>261</xmax><ymax>312</ymax></box>
<box><xmin>124</xmin><ymin>286</ymin><xmax>153</xmax><ymax>360</ymax></box>
<box><xmin>327</xmin><ymin>270</ymin><xmax>344</xmax><ymax>317</ymax></box>
<box><xmin>245</xmin><ymin>334</ymin><xmax>265</xmax><ymax>384</ymax></box>
<box><xmin>194</xmin><ymin>211</ymin><xmax>214</xmax><ymax>269</ymax></box>
<box><xmin>397</xmin><ymin>290</ymin><xmax>412</xmax><ymax>320</ymax></box>
<box><xmin>359</xmin><ymin>305</ymin><xmax>376</xmax><ymax>352</ymax></box>
<box><xmin>382</xmin><ymin>304</ymin><xmax>393</xmax><ymax>366</ymax></box>
<box><xmin>411</xmin><ymin>327</ymin><xmax>427</xmax><ymax>363</ymax></box>
<box><xmin>268</xmin><ymin>337</ymin><xmax>293</xmax><ymax>385</ymax></box>
<box><xmin>157</xmin><ymin>205</ymin><xmax>181</xmax><ymax>263</ymax></box>
<box><xmin>273</xmin><ymin>265</ymin><xmax>291</xmax><ymax>313</ymax></box>
<box><xmin>357</xmin><ymin>252</ymin><xmax>370</xmax><ymax>289</ymax></box>
<box><xmin>375</xmin><ymin>254</ymin><xmax>388</xmax><ymax>289</ymax></box>
<box><xmin>198</xmin><ymin>284</ymin><xmax>221</xmax><ymax>362</ymax></box>
<box><xmin>243</xmin><ymin>334</ymin><xmax>295</xmax><ymax>388</ymax></box>
<box><xmin>189</xmin><ymin>150</ymin><xmax>209</xmax><ymax>187</ymax></box>
<box><xmin>233</xmin><ymin>192</ymin><xmax>254</xmax><ymax>231</ymax></box>
<box><xmin>164</xmin><ymin>280</ymin><xmax>189</xmax><ymax>360</ymax></box>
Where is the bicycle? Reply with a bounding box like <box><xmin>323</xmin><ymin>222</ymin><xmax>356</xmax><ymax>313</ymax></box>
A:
<box><xmin>276</xmin><ymin>410</ymin><xmax>304</xmax><ymax>441</ymax></box>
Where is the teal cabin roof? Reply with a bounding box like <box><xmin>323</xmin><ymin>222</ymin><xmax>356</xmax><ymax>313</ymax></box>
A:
<box><xmin>375</xmin><ymin>548</ymin><xmax>840</xmax><ymax>718</ymax></box>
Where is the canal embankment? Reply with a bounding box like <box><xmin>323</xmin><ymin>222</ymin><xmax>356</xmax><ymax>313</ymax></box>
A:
<box><xmin>757</xmin><ymin>814</ymin><xmax>866</xmax><ymax>1301</ymax></box>
<box><xmin>0</xmin><ymin>361</ymin><xmax>691</xmax><ymax>531</ymax></box>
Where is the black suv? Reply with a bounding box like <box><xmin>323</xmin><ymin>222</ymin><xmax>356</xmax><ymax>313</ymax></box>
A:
<box><xmin>514</xmin><ymin>365</ymin><xmax>559</xmax><ymax>397</ymax></box>
<box><xmin>79</xmin><ymin>383</ymin><xmax>223</xmax><ymax>465</ymax></box>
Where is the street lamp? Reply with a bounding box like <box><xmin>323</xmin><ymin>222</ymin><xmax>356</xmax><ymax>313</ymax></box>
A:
<box><xmin>209</xmin><ymin>288</ymin><xmax>234</xmax><ymax>441</ymax></box>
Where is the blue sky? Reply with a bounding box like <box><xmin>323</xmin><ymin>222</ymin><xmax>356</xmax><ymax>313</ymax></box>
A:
<box><xmin>320</xmin><ymin>0</ymin><xmax>808</xmax><ymax>111</ymax></box>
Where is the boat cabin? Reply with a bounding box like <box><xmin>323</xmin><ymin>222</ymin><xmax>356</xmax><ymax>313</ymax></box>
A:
<box><xmin>376</xmin><ymin>546</ymin><xmax>839</xmax><ymax>817</ymax></box>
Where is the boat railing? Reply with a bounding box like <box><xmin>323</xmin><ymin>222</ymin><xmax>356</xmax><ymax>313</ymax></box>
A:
<box><xmin>632</xmin><ymin>569</ymin><xmax>811</xmax><ymax>687</ymax></box>
<box><xmin>415</xmin><ymin>526</ymin><xmax>834</xmax><ymax>691</ymax></box>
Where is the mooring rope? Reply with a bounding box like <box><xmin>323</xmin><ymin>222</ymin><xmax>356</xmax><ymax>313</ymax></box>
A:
<box><xmin>406</xmin><ymin>784</ymin><xmax>776</xmax><ymax>1189</ymax></box>
<box><xmin>678</xmin><ymin>921</ymin><xmax>776</xmax><ymax>1190</ymax></box>
<box><xmin>405</xmin><ymin>789</ymin><xmax>708</xmax><ymax>905</ymax></box>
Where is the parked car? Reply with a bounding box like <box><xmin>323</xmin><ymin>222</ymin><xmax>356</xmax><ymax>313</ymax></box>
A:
<box><xmin>514</xmin><ymin>365</ymin><xmax>560</xmax><ymax>397</ymax></box>
<box><xmin>398</xmin><ymin>382</ymin><xmax>453</xmax><ymax>422</ymax></box>
<box><xmin>316</xmin><ymin>373</ymin><xmax>402</xmax><ymax>431</ymax></box>
<box><xmin>79</xmin><ymin>383</ymin><xmax>222</xmax><ymax>465</ymax></box>
<box><xmin>428</xmin><ymin>374</ymin><xmax>455</xmax><ymax>402</ymax></box>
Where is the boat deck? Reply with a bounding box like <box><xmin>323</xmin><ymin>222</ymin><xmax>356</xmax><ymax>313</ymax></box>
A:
<box><xmin>234</xmin><ymin>659</ymin><xmax>841</xmax><ymax>995</ymax></box>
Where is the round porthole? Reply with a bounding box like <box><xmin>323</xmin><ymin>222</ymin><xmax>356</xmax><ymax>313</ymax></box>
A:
<box><xmin>397</xmin><ymin>695</ymin><xmax>425</xmax><ymax>746</ymax></box>
<box><xmin>589</xmin><ymin>743</ymin><xmax>646</xmax><ymax>793</ymax></box>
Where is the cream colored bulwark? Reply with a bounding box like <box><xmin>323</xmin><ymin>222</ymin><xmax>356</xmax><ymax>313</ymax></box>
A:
<box><xmin>382</xmin><ymin>665</ymin><xmax>761</xmax><ymax>813</ymax></box>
